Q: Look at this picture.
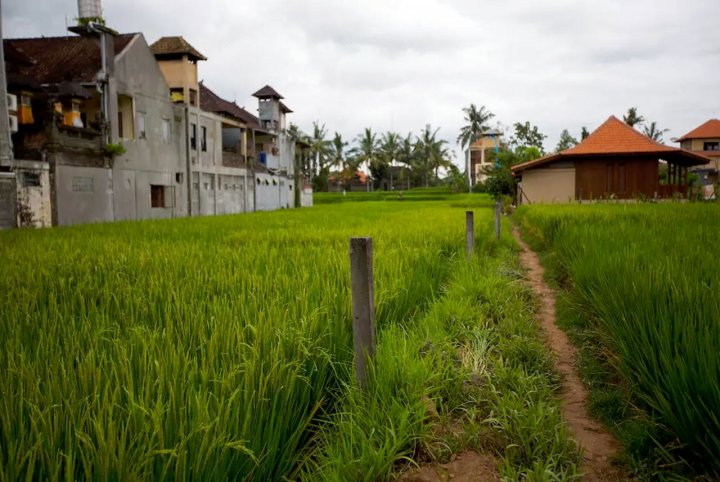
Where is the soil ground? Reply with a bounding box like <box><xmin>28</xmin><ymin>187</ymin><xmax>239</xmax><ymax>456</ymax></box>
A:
<box><xmin>399</xmin><ymin>451</ymin><xmax>500</xmax><ymax>482</ymax></box>
<box><xmin>513</xmin><ymin>227</ymin><xmax>627</xmax><ymax>481</ymax></box>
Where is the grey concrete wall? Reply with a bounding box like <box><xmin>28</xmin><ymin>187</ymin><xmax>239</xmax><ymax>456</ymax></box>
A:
<box><xmin>0</xmin><ymin>173</ymin><xmax>16</xmax><ymax>229</ymax></box>
<box><xmin>56</xmin><ymin>165</ymin><xmax>114</xmax><ymax>226</ymax></box>
<box><xmin>113</xmin><ymin>34</ymin><xmax>188</xmax><ymax>220</ymax></box>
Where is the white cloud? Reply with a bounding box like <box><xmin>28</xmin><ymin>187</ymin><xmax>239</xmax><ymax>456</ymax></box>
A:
<box><xmin>4</xmin><ymin>0</ymin><xmax>719</xmax><ymax>162</ymax></box>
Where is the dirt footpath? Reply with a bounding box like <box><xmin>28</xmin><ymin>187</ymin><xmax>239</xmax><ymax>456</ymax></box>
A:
<box><xmin>513</xmin><ymin>227</ymin><xmax>626</xmax><ymax>481</ymax></box>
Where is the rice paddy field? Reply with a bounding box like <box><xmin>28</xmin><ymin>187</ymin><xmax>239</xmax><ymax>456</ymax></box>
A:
<box><xmin>0</xmin><ymin>196</ymin><xmax>579</xmax><ymax>481</ymax></box>
<box><xmin>516</xmin><ymin>203</ymin><xmax>720</xmax><ymax>479</ymax></box>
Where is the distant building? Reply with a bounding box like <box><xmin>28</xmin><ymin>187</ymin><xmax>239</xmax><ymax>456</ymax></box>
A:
<box><xmin>470</xmin><ymin>130</ymin><xmax>502</xmax><ymax>185</ymax></box>
<box><xmin>675</xmin><ymin>119</ymin><xmax>720</xmax><ymax>199</ymax></box>
<box><xmin>512</xmin><ymin>116</ymin><xmax>708</xmax><ymax>204</ymax></box>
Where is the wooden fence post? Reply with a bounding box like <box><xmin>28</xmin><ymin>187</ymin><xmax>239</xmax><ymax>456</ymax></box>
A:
<box><xmin>494</xmin><ymin>201</ymin><xmax>501</xmax><ymax>240</ymax></box>
<box><xmin>466</xmin><ymin>211</ymin><xmax>474</xmax><ymax>260</ymax></box>
<box><xmin>349</xmin><ymin>237</ymin><xmax>376</xmax><ymax>390</ymax></box>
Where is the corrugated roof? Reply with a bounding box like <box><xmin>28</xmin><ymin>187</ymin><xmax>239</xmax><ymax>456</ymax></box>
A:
<box><xmin>4</xmin><ymin>34</ymin><xmax>136</xmax><ymax>85</ymax></box>
<box><xmin>199</xmin><ymin>82</ymin><xmax>259</xmax><ymax>128</ymax></box>
<box><xmin>252</xmin><ymin>85</ymin><xmax>283</xmax><ymax>99</ymax></box>
<box><xmin>676</xmin><ymin>119</ymin><xmax>720</xmax><ymax>141</ymax></box>
<box><xmin>512</xmin><ymin>115</ymin><xmax>709</xmax><ymax>173</ymax></box>
<box><xmin>150</xmin><ymin>36</ymin><xmax>206</xmax><ymax>61</ymax></box>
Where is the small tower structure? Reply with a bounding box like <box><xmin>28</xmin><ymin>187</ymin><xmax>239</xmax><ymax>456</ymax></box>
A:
<box><xmin>150</xmin><ymin>37</ymin><xmax>206</xmax><ymax>108</ymax></box>
<box><xmin>252</xmin><ymin>85</ymin><xmax>290</xmax><ymax>132</ymax></box>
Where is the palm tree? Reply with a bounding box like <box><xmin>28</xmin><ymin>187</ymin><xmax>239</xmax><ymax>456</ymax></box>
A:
<box><xmin>309</xmin><ymin>122</ymin><xmax>332</xmax><ymax>175</ymax></box>
<box><xmin>379</xmin><ymin>131</ymin><xmax>400</xmax><ymax>189</ymax></box>
<box><xmin>330</xmin><ymin>132</ymin><xmax>347</xmax><ymax>170</ymax></box>
<box><xmin>396</xmin><ymin>133</ymin><xmax>415</xmax><ymax>189</ymax></box>
<box><xmin>349</xmin><ymin>127</ymin><xmax>378</xmax><ymax>172</ymax></box>
<box><xmin>416</xmin><ymin>125</ymin><xmax>446</xmax><ymax>187</ymax></box>
<box><xmin>457</xmin><ymin>104</ymin><xmax>495</xmax><ymax>192</ymax></box>
<box><xmin>623</xmin><ymin>107</ymin><xmax>645</xmax><ymax>128</ymax></box>
<box><xmin>643</xmin><ymin>121</ymin><xmax>669</xmax><ymax>143</ymax></box>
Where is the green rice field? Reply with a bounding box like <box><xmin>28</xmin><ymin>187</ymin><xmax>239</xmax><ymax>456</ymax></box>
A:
<box><xmin>0</xmin><ymin>196</ymin><xmax>578</xmax><ymax>481</ymax></box>
<box><xmin>516</xmin><ymin>203</ymin><xmax>720</xmax><ymax>479</ymax></box>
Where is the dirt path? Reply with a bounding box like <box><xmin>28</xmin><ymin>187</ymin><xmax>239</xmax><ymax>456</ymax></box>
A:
<box><xmin>513</xmin><ymin>227</ymin><xmax>626</xmax><ymax>481</ymax></box>
<box><xmin>399</xmin><ymin>451</ymin><xmax>500</xmax><ymax>482</ymax></box>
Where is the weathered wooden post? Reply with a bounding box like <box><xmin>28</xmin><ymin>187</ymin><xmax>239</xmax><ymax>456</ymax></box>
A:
<box><xmin>349</xmin><ymin>237</ymin><xmax>376</xmax><ymax>389</ymax></box>
<box><xmin>494</xmin><ymin>201</ymin><xmax>501</xmax><ymax>240</ymax></box>
<box><xmin>465</xmin><ymin>210</ymin><xmax>474</xmax><ymax>260</ymax></box>
<box><xmin>578</xmin><ymin>188</ymin><xmax>583</xmax><ymax>203</ymax></box>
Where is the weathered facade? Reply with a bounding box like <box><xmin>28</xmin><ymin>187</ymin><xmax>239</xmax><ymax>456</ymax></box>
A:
<box><xmin>1</xmin><ymin>28</ymin><xmax>310</xmax><ymax>228</ymax></box>
<box><xmin>513</xmin><ymin>116</ymin><xmax>709</xmax><ymax>204</ymax></box>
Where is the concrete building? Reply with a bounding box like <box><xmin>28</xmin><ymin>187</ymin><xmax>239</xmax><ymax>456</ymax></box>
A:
<box><xmin>1</xmin><ymin>29</ymin><xmax>310</xmax><ymax>227</ymax></box>
<box><xmin>675</xmin><ymin>119</ymin><xmax>720</xmax><ymax>199</ymax></box>
<box><xmin>470</xmin><ymin>130</ymin><xmax>502</xmax><ymax>185</ymax></box>
<box><xmin>512</xmin><ymin>116</ymin><xmax>709</xmax><ymax>204</ymax></box>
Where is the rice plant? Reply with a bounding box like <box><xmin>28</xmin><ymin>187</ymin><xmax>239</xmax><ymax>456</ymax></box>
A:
<box><xmin>516</xmin><ymin>203</ymin><xmax>720</xmax><ymax>477</ymax></box>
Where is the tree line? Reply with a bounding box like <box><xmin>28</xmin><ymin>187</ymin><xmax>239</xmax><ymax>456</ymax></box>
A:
<box><xmin>287</xmin><ymin>123</ymin><xmax>456</xmax><ymax>191</ymax></box>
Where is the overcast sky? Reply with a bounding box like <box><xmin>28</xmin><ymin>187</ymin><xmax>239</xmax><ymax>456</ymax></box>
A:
<box><xmin>4</xmin><ymin>0</ymin><xmax>719</xmax><ymax>165</ymax></box>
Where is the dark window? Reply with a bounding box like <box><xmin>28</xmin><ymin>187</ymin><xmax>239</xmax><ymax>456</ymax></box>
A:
<box><xmin>190</xmin><ymin>123</ymin><xmax>197</xmax><ymax>150</ymax></box>
<box><xmin>22</xmin><ymin>172</ymin><xmax>41</xmax><ymax>187</ymax></box>
<box><xmin>201</xmin><ymin>126</ymin><xmax>207</xmax><ymax>152</ymax></box>
<box><xmin>151</xmin><ymin>185</ymin><xmax>165</xmax><ymax>208</ymax></box>
<box><xmin>704</xmin><ymin>142</ymin><xmax>719</xmax><ymax>151</ymax></box>
<box><xmin>189</xmin><ymin>89</ymin><xmax>198</xmax><ymax>106</ymax></box>
<box><xmin>118</xmin><ymin>112</ymin><xmax>123</xmax><ymax>138</ymax></box>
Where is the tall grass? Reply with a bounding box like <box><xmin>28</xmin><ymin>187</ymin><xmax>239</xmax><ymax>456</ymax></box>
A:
<box><xmin>516</xmin><ymin>203</ymin><xmax>720</xmax><ymax>477</ymax></box>
<box><xmin>0</xmin><ymin>202</ymin><xmax>457</xmax><ymax>480</ymax></box>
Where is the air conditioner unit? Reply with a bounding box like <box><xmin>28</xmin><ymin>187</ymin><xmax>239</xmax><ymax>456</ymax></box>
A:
<box><xmin>9</xmin><ymin>115</ymin><xmax>18</xmax><ymax>133</ymax></box>
<box><xmin>7</xmin><ymin>94</ymin><xmax>17</xmax><ymax>112</ymax></box>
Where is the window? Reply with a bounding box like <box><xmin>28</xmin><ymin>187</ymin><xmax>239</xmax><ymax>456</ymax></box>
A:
<box><xmin>704</xmin><ymin>142</ymin><xmax>719</xmax><ymax>151</ymax></box>
<box><xmin>150</xmin><ymin>185</ymin><xmax>174</xmax><ymax>208</ymax></box>
<box><xmin>137</xmin><ymin>112</ymin><xmax>146</xmax><ymax>139</ymax></box>
<box><xmin>151</xmin><ymin>185</ymin><xmax>164</xmax><ymax>207</ymax></box>
<box><xmin>22</xmin><ymin>172</ymin><xmax>41</xmax><ymax>187</ymax></box>
<box><xmin>21</xmin><ymin>94</ymin><xmax>31</xmax><ymax>107</ymax></box>
<box><xmin>170</xmin><ymin>88</ymin><xmax>184</xmax><ymax>103</ymax></box>
<box><xmin>118</xmin><ymin>111</ymin><xmax>124</xmax><ymax>138</ymax></box>
<box><xmin>201</xmin><ymin>126</ymin><xmax>207</xmax><ymax>152</ymax></box>
<box><xmin>190</xmin><ymin>123</ymin><xmax>197</xmax><ymax>150</ymax></box>
<box><xmin>189</xmin><ymin>89</ymin><xmax>198</xmax><ymax>106</ymax></box>
<box><xmin>162</xmin><ymin>118</ymin><xmax>171</xmax><ymax>143</ymax></box>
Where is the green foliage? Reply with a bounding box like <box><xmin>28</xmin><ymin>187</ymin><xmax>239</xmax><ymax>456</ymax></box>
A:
<box><xmin>555</xmin><ymin>129</ymin><xmax>578</xmax><ymax>152</ymax></box>
<box><xmin>516</xmin><ymin>204</ymin><xmax>720</xmax><ymax>479</ymax></box>
<box><xmin>580</xmin><ymin>126</ymin><xmax>590</xmax><ymax>140</ymax></box>
<box><xmin>104</xmin><ymin>141</ymin><xmax>126</xmax><ymax>157</ymax></box>
<box><xmin>509</xmin><ymin>121</ymin><xmax>547</xmax><ymax>154</ymax></box>
<box><xmin>623</xmin><ymin>107</ymin><xmax>645</xmax><ymax>128</ymax></box>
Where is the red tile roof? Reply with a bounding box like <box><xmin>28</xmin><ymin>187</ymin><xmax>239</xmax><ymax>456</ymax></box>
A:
<box><xmin>512</xmin><ymin>115</ymin><xmax>709</xmax><ymax>173</ymax></box>
<box><xmin>564</xmin><ymin>116</ymin><xmax>676</xmax><ymax>155</ymax></box>
<box><xmin>199</xmin><ymin>82</ymin><xmax>259</xmax><ymax>128</ymax></box>
<box><xmin>676</xmin><ymin>119</ymin><xmax>720</xmax><ymax>141</ymax></box>
<box><xmin>4</xmin><ymin>34</ymin><xmax>136</xmax><ymax>85</ymax></box>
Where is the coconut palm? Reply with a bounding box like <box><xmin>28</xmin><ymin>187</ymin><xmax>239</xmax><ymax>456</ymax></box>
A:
<box><xmin>349</xmin><ymin>127</ymin><xmax>378</xmax><ymax>173</ymax></box>
<box><xmin>309</xmin><ymin>122</ymin><xmax>332</xmax><ymax>175</ymax></box>
<box><xmin>330</xmin><ymin>132</ymin><xmax>347</xmax><ymax>170</ymax></box>
<box><xmin>416</xmin><ymin>125</ymin><xmax>447</xmax><ymax>187</ymax></box>
<box><xmin>643</xmin><ymin>121</ymin><xmax>669</xmax><ymax>143</ymax></box>
<box><xmin>457</xmin><ymin>104</ymin><xmax>495</xmax><ymax>191</ymax></box>
<box><xmin>623</xmin><ymin>107</ymin><xmax>645</xmax><ymax>128</ymax></box>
